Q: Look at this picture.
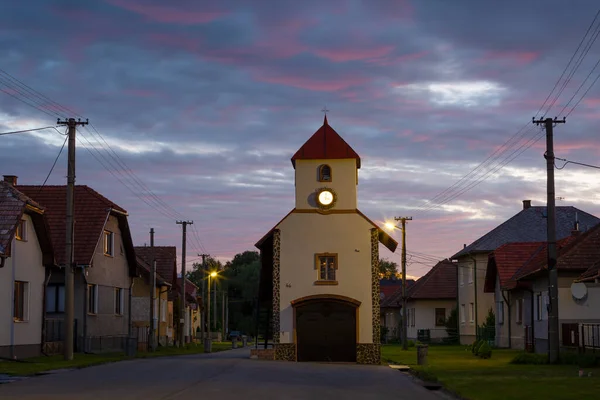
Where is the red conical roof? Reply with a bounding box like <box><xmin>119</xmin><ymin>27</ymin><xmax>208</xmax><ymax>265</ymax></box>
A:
<box><xmin>291</xmin><ymin>116</ymin><xmax>361</xmax><ymax>168</ymax></box>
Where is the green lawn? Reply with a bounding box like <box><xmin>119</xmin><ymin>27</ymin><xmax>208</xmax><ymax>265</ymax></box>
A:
<box><xmin>381</xmin><ymin>345</ymin><xmax>600</xmax><ymax>400</ymax></box>
<box><xmin>0</xmin><ymin>341</ymin><xmax>235</xmax><ymax>377</ymax></box>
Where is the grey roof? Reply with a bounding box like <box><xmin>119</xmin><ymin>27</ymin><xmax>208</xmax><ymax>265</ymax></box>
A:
<box><xmin>0</xmin><ymin>181</ymin><xmax>43</xmax><ymax>254</ymax></box>
<box><xmin>452</xmin><ymin>206</ymin><xmax>600</xmax><ymax>259</ymax></box>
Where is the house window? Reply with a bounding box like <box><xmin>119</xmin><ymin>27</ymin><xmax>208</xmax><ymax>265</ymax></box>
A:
<box><xmin>15</xmin><ymin>220</ymin><xmax>27</xmax><ymax>241</ymax></box>
<box><xmin>435</xmin><ymin>308</ymin><xmax>446</xmax><ymax>327</ymax></box>
<box><xmin>161</xmin><ymin>299</ymin><xmax>167</xmax><ymax>322</ymax></box>
<box><xmin>459</xmin><ymin>267</ymin><xmax>464</xmax><ymax>286</ymax></box>
<box><xmin>497</xmin><ymin>301</ymin><xmax>504</xmax><ymax>324</ymax></box>
<box><xmin>515</xmin><ymin>298</ymin><xmax>523</xmax><ymax>324</ymax></box>
<box><xmin>88</xmin><ymin>284</ymin><xmax>98</xmax><ymax>314</ymax></box>
<box><xmin>315</xmin><ymin>253</ymin><xmax>337</xmax><ymax>282</ymax></box>
<box><xmin>103</xmin><ymin>230</ymin><xmax>114</xmax><ymax>256</ymax></box>
<box><xmin>13</xmin><ymin>281</ymin><xmax>28</xmax><ymax>321</ymax></box>
<box><xmin>469</xmin><ymin>303</ymin><xmax>474</xmax><ymax>323</ymax></box>
<box><xmin>318</xmin><ymin>164</ymin><xmax>332</xmax><ymax>182</ymax></box>
<box><xmin>469</xmin><ymin>265</ymin><xmax>474</xmax><ymax>284</ymax></box>
<box><xmin>535</xmin><ymin>293</ymin><xmax>542</xmax><ymax>321</ymax></box>
<box><xmin>115</xmin><ymin>288</ymin><xmax>124</xmax><ymax>315</ymax></box>
<box><xmin>46</xmin><ymin>284</ymin><xmax>65</xmax><ymax>313</ymax></box>
<box><xmin>460</xmin><ymin>304</ymin><xmax>466</xmax><ymax>324</ymax></box>
<box><xmin>542</xmin><ymin>293</ymin><xmax>549</xmax><ymax>321</ymax></box>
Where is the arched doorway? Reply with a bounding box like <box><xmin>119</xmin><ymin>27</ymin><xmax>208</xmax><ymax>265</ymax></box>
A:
<box><xmin>293</xmin><ymin>295</ymin><xmax>359</xmax><ymax>362</ymax></box>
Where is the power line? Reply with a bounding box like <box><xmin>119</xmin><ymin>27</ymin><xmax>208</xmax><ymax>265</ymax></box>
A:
<box><xmin>38</xmin><ymin>133</ymin><xmax>69</xmax><ymax>194</ymax></box>
<box><xmin>0</xmin><ymin>126</ymin><xmax>62</xmax><ymax>136</ymax></box>
<box><xmin>555</xmin><ymin>156</ymin><xmax>600</xmax><ymax>170</ymax></box>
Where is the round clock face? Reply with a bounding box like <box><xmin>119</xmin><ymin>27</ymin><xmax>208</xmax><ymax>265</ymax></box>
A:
<box><xmin>318</xmin><ymin>190</ymin><xmax>334</xmax><ymax>206</ymax></box>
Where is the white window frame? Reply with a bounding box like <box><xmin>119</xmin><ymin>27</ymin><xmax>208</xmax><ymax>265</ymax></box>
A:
<box><xmin>469</xmin><ymin>302</ymin><xmax>474</xmax><ymax>323</ymax></box>
<box><xmin>103</xmin><ymin>230</ymin><xmax>114</xmax><ymax>257</ymax></box>
<box><xmin>515</xmin><ymin>298</ymin><xmax>522</xmax><ymax>324</ymax></box>
<box><xmin>46</xmin><ymin>284</ymin><xmax>65</xmax><ymax>313</ymax></box>
<box><xmin>88</xmin><ymin>284</ymin><xmax>98</xmax><ymax>314</ymax></box>
<box><xmin>468</xmin><ymin>265</ymin><xmax>474</xmax><ymax>284</ymax></box>
<box><xmin>460</xmin><ymin>304</ymin><xmax>466</xmax><ymax>324</ymax></box>
<box><xmin>459</xmin><ymin>267</ymin><xmax>464</xmax><ymax>286</ymax></box>
<box><xmin>15</xmin><ymin>219</ymin><xmax>27</xmax><ymax>241</ymax></box>
<box><xmin>161</xmin><ymin>299</ymin><xmax>167</xmax><ymax>322</ymax></box>
<box><xmin>542</xmin><ymin>293</ymin><xmax>549</xmax><ymax>321</ymax></box>
<box><xmin>114</xmin><ymin>287</ymin><xmax>124</xmax><ymax>315</ymax></box>
<box><xmin>13</xmin><ymin>281</ymin><xmax>29</xmax><ymax>322</ymax></box>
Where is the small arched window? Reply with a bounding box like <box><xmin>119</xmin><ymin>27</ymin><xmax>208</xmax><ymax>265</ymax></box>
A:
<box><xmin>318</xmin><ymin>164</ymin><xmax>332</xmax><ymax>182</ymax></box>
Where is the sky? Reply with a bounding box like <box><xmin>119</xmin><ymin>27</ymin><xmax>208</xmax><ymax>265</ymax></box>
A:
<box><xmin>1</xmin><ymin>0</ymin><xmax>600</xmax><ymax>279</ymax></box>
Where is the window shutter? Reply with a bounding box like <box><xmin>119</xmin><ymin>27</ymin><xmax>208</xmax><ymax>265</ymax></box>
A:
<box><xmin>120</xmin><ymin>288</ymin><xmax>125</xmax><ymax>315</ymax></box>
<box><xmin>94</xmin><ymin>285</ymin><xmax>99</xmax><ymax>314</ymax></box>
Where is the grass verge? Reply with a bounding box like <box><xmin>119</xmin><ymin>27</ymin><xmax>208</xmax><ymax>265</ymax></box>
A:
<box><xmin>381</xmin><ymin>345</ymin><xmax>600</xmax><ymax>400</ymax></box>
<box><xmin>0</xmin><ymin>341</ymin><xmax>235</xmax><ymax>377</ymax></box>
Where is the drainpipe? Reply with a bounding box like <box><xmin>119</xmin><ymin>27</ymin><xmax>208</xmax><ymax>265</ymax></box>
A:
<box><xmin>456</xmin><ymin>262</ymin><xmax>460</xmax><ymax>342</ymax></box>
<box><xmin>525</xmin><ymin>288</ymin><xmax>536</xmax><ymax>352</ymax></box>
<box><xmin>468</xmin><ymin>253</ymin><xmax>478</xmax><ymax>338</ymax></box>
<box><xmin>157</xmin><ymin>287</ymin><xmax>168</xmax><ymax>345</ymax></box>
<box><xmin>41</xmin><ymin>269</ymin><xmax>52</xmax><ymax>356</ymax></box>
<box><xmin>10</xmin><ymin>237</ymin><xmax>16</xmax><ymax>359</ymax></box>
<box><xmin>501</xmin><ymin>290</ymin><xmax>512</xmax><ymax>348</ymax></box>
<box><xmin>128</xmin><ymin>279</ymin><xmax>134</xmax><ymax>338</ymax></box>
<box><xmin>82</xmin><ymin>269</ymin><xmax>89</xmax><ymax>353</ymax></box>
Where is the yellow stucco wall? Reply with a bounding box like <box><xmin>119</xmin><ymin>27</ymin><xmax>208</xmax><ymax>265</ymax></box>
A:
<box><xmin>294</xmin><ymin>159</ymin><xmax>357</xmax><ymax>210</ymax></box>
<box><xmin>277</xmin><ymin>212</ymin><xmax>375</xmax><ymax>344</ymax></box>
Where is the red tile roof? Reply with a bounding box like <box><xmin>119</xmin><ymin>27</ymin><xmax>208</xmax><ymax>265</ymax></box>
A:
<box><xmin>135</xmin><ymin>246</ymin><xmax>177</xmax><ymax>287</ymax></box>
<box><xmin>485</xmin><ymin>242</ymin><xmax>547</xmax><ymax>292</ymax></box>
<box><xmin>291</xmin><ymin>116</ymin><xmax>361</xmax><ymax>168</ymax></box>
<box><xmin>380</xmin><ymin>279</ymin><xmax>416</xmax><ymax>307</ymax></box>
<box><xmin>16</xmin><ymin>185</ymin><xmax>129</xmax><ymax>267</ymax></box>
<box><xmin>406</xmin><ymin>260</ymin><xmax>457</xmax><ymax>300</ymax></box>
<box><xmin>136</xmin><ymin>254</ymin><xmax>171</xmax><ymax>287</ymax></box>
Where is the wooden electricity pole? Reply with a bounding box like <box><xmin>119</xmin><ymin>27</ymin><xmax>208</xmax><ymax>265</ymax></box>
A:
<box><xmin>533</xmin><ymin>116</ymin><xmax>565</xmax><ymax>364</ymax></box>
<box><xmin>394</xmin><ymin>216</ymin><xmax>412</xmax><ymax>351</ymax></box>
<box><xmin>57</xmin><ymin>117</ymin><xmax>88</xmax><ymax>361</ymax></box>
<box><xmin>176</xmin><ymin>220</ymin><xmax>193</xmax><ymax>346</ymax></box>
<box><xmin>149</xmin><ymin>228</ymin><xmax>156</xmax><ymax>351</ymax></box>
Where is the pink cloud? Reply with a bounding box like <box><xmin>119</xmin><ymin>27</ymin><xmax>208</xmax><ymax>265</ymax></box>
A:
<box><xmin>123</xmin><ymin>89</ymin><xmax>158</xmax><ymax>98</ymax></box>
<box><xmin>583</xmin><ymin>98</ymin><xmax>600</xmax><ymax>107</ymax></box>
<box><xmin>314</xmin><ymin>45</ymin><xmax>395</xmax><ymax>62</ymax></box>
<box><xmin>147</xmin><ymin>33</ymin><xmax>201</xmax><ymax>53</ymax></box>
<box><xmin>252</xmin><ymin>72</ymin><xmax>369</xmax><ymax>92</ymax></box>
<box><xmin>106</xmin><ymin>0</ymin><xmax>225</xmax><ymax>24</ymax></box>
<box><xmin>479</xmin><ymin>51</ymin><xmax>540</xmax><ymax>66</ymax></box>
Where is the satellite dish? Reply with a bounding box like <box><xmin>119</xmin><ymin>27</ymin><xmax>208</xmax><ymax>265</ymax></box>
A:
<box><xmin>571</xmin><ymin>282</ymin><xmax>588</xmax><ymax>302</ymax></box>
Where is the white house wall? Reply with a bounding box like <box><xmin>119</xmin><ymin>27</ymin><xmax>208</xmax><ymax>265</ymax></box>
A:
<box><xmin>0</xmin><ymin>214</ymin><xmax>46</xmax><ymax>358</ymax></box>
<box><xmin>294</xmin><ymin>159</ymin><xmax>357</xmax><ymax>210</ymax></box>
<box><xmin>406</xmin><ymin>299</ymin><xmax>455</xmax><ymax>342</ymax></box>
<box><xmin>278</xmin><ymin>212</ymin><xmax>375</xmax><ymax>344</ymax></box>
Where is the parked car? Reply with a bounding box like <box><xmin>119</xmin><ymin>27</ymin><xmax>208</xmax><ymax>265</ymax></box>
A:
<box><xmin>228</xmin><ymin>331</ymin><xmax>241</xmax><ymax>341</ymax></box>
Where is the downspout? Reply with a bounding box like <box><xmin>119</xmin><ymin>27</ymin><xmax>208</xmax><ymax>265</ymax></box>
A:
<box><xmin>501</xmin><ymin>290</ymin><xmax>512</xmax><ymax>348</ymax></box>
<box><xmin>157</xmin><ymin>287</ymin><xmax>168</xmax><ymax>345</ymax></box>
<box><xmin>128</xmin><ymin>279</ymin><xmax>134</xmax><ymax>338</ymax></box>
<box><xmin>10</xmin><ymin>237</ymin><xmax>16</xmax><ymax>359</ymax></box>
<box><xmin>41</xmin><ymin>269</ymin><xmax>52</xmax><ymax>356</ymax></box>
<box><xmin>456</xmin><ymin>262</ymin><xmax>460</xmax><ymax>342</ymax></box>
<box><xmin>468</xmin><ymin>253</ymin><xmax>478</xmax><ymax>338</ymax></box>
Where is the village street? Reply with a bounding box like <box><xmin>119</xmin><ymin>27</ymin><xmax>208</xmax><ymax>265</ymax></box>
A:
<box><xmin>0</xmin><ymin>348</ymin><xmax>442</xmax><ymax>400</ymax></box>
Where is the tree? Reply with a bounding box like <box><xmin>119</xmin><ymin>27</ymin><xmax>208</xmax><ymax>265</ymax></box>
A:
<box><xmin>379</xmin><ymin>258</ymin><xmax>399</xmax><ymax>278</ymax></box>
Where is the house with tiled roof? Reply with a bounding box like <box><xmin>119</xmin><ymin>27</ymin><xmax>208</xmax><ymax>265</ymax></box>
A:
<box><xmin>255</xmin><ymin>116</ymin><xmax>398</xmax><ymax>364</ymax></box>
<box><xmin>135</xmin><ymin>246</ymin><xmax>177</xmax><ymax>344</ymax></box>
<box><xmin>399</xmin><ymin>260</ymin><xmax>457</xmax><ymax>343</ymax></box>
<box><xmin>176</xmin><ymin>277</ymin><xmax>200</xmax><ymax>340</ymax></box>
<box><xmin>485</xmin><ymin>222</ymin><xmax>600</xmax><ymax>353</ymax></box>
<box><xmin>131</xmin><ymin>253</ymin><xmax>172</xmax><ymax>348</ymax></box>
<box><xmin>380</xmin><ymin>278</ymin><xmax>415</xmax><ymax>342</ymax></box>
<box><xmin>452</xmin><ymin>199</ymin><xmax>600</xmax><ymax>345</ymax></box>
<box><xmin>0</xmin><ymin>177</ymin><xmax>54</xmax><ymax>358</ymax></box>
<box><xmin>14</xmin><ymin>177</ymin><xmax>137</xmax><ymax>354</ymax></box>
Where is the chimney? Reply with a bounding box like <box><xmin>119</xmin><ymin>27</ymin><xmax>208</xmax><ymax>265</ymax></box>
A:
<box><xmin>522</xmin><ymin>200</ymin><xmax>531</xmax><ymax>210</ymax></box>
<box><xmin>572</xmin><ymin>212</ymin><xmax>580</xmax><ymax>236</ymax></box>
<box><xmin>463</xmin><ymin>244</ymin><xmax>467</xmax><ymax>249</ymax></box>
<box><xmin>3</xmin><ymin>175</ymin><xmax>17</xmax><ymax>186</ymax></box>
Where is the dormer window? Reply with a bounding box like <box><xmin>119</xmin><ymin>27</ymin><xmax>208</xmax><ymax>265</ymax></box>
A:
<box><xmin>318</xmin><ymin>165</ymin><xmax>332</xmax><ymax>182</ymax></box>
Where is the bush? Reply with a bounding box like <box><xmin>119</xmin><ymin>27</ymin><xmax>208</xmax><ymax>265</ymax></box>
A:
<box><xmin>511</xmin><ymin>352</ymin><xmax>548</xmax><ymax>365</ymax></box>
<box><xmin>478</xmin><ymin>342</ymin><xmax>492</xmax><ymax>359</ymax></box>
<box><xmin>407</xmin><ymin>340</ymin><xmax>415</xmax><ymax>348</ymax></box>
<box><xmin>560</xmin><ymin>352</ymin><xmax>598</xmax><ymax>368</ymax></box>
<box><xmin>473</xmin><ymin>340</ymin><xmax>483</xmax><ymax>355</ymax></box>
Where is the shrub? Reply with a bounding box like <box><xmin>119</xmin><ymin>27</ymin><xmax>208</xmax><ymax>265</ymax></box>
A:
<box><xmin>471</xmin><ymin>340</ymin><xmax>479</xmax><ymax>354</ymax></box>
<box><xmin>407</xmin><ymin>340</ymin><xmax>415</xmax><ymax>348</ymax></box>
<box><xmin>473</xmin><ymin>340</ymin><xmax>484</xmax><ymax>355</ymax></box>
<box><xmin>478</xmin><ymin>342</ymin><xmax>492</xmax><ymax>359</ymax></box>
<box><xmin>511</xmin><ymin>352</ymin><xmax>548</xmax><ymax>365</ymax></box>
<box><xmin>560</xmin><ymin>353</ymin><xmax>598</xmax><ymax>368</ymax></box>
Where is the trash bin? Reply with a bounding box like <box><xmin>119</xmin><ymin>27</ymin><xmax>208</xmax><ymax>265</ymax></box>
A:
<box><xmin>125</xmin><ymin>337</ymin><xmax>137</xmax><ymax>357</ymax></box>
<box><xmin>242</xmin><ymin>335</ymin><xmax>248</xmax><ymax>347</ymax></box>
<box><xmin>204</xmin><ymin>338</ymin><xmax>212</xmax><ymax>353</ymax></box>
<box><xmin>232</xmin><ymin>337</ymin><xmax>238</xmax><ymax>349</ymax></box>
<box><xmin>417</xmin><ymin>344</ymin><xmax>428</xmax><ymax>365</ymax></box>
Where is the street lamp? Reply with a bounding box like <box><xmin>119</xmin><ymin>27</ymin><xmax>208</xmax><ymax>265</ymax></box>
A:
<box><xmin>205</xmin><ymin>270</ymin><xmax>219</xmax><ymax>353</ymax></box>
<box><xmin>385</xmin><ymin>217</ymin><xmax>412</xmax><ymax>351</ymax></box>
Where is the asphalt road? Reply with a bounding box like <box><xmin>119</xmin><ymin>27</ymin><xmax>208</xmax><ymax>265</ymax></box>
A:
<box><xmin>0</xmin><ymin>348</ymin><xmax>443</xmax><ymax>400</ymax></box>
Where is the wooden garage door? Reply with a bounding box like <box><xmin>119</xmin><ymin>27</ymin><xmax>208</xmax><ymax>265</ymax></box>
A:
<box><xmin>296</xmin><ymin>301</ymin><xmax>356</xmax><ymax>362</ymax></box>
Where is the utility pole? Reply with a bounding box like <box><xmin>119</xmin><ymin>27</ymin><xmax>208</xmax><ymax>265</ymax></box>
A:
<box><xmin>199</xmin><ymin>253</ymin><xmax>209</xmax><ymax>342</ymax></box>
<box><xmin>394</xmin><ymin>216</ymin><xmax>412</xmax><ymax>351</ymax></box>
<box><xmin>213</xmin><ymin>276</ymin><xmax>217</xmax><ymax>334</ymax></box>
<box><xmin>533</xmin><ymin>116</ymin><xmax>565</xmax><ymax>364</ymax></box>
<box><xmin>57</xmin><ymin>117</ymin><xmax>88</xmax><ymax>361</ymax></box>
<box><xmin>207</xmin><ymin>272</ymin><xmax>213</xmax><ymax>352</ymax></box>
<box><xmin>149</xmin><ymin>228</ymin><xmax>156</xmax><ymax>351</ymax></box>
<box><xmin>176</xmin><ymin>220</ymin><xmax>193</xmax><ymax>346</ymax></box>
<box><xmin>221</xmin><ymin>284</ymin><xmax>226</xmax><ymax>339</ymax></box>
